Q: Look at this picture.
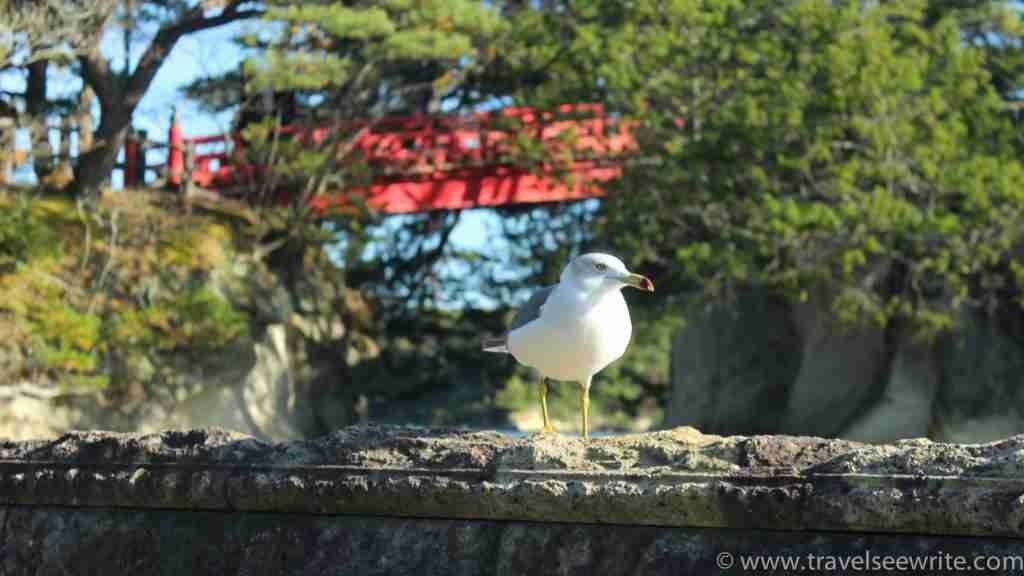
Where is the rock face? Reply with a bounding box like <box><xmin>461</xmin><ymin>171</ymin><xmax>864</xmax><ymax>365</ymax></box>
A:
<box><xmin>667</xmin><ymin>289</ymin><xmax>799</xmax><ymax>435</ymax></box>
<box><xmin>0</xmin><ymin>194</ymin><xmax>384</xmax><ymax>443</ymax></box>
<box><xmin>666</xmin><ymin>287</ymin><xmax>1024</xmax><ymax>443</ymax></box>
<box><xmin>2</xmin><ymin>425</ymin><xmax>1024</xmax><ymax>574</ymax></box>
<box><xmin>0</xmin><ymin>321</ymin><xmax>308</xmax><ymax>442</ymax></box>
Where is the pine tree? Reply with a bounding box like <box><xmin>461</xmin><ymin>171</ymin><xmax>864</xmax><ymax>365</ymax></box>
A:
<box><xmin>476</xmin><ymin>0</ymin><xmax>1024</xmax><ymax>338</ymax></box>
<box><xmin>231</xmin><ymin>0</ymin><xmax>501</xmax><ymax>198</ymax></box>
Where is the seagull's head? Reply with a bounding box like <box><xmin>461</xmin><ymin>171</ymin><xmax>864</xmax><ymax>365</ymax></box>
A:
<box><xmin>564</xmin><ymin>252</ymin><xmax>655</xmax><ymax>293</ymax></box>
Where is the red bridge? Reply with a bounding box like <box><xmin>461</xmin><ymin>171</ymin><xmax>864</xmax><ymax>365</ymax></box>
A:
<box><xmin>154</xmin><ymin>104</ymin><xmax>642</xmax><ymax>214</ymax></box>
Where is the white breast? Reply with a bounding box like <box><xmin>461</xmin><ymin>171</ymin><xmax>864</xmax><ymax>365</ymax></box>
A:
<box><xmin>507</xmin><ymin>287</ymin><xmax>633</xmax><ymax>383</ymax></box>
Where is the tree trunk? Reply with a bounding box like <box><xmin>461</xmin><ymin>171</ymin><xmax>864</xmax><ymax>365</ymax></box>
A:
<box><xmin>0</xmin><ymin>119</ymin><xmax>12</xmax><ymax>187</ymax></box>
<box><xmin>26</xmin><ymin>60</ymin><xmax>53</xmax><ymax>184</ymax></box>
<box><xmin>73</xmin><ymin>115</ymin><xmax>130</xmax><ymax>197</ymax></box>
<box><xmin>71</xmin><ymin>2</ymin><xmax>263</xmax><ymax>198</ymax></box>
<box><xmin>73</xmin><ymin>45</ymin><xmax>132</xmax><ymax>198</ymax></box>
<box><xmin>77</xmin><ymin>87</ymin><xmax>95</xmax><ymax>154</ymax></box>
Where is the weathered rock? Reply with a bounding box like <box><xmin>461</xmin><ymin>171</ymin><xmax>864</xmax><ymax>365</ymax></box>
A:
<box><xmin>666</xmin><ymin>289</ymin><xmax>799</xmax><ymax>435</ymax></box>
<box><xmin>0</xmin><ymin>392</ymin><xmax>75</xmax><ymax>440</ymax></box>
<box><xmin>2</xmin><ymin>426</ymin><xmax>1024</xmax><ymax>574</ymax></box>
<box><xmin>6</xmin><ymin>511</ymin><xmax>1024</xmax><ymax>576</ymax></box>
<box><xmin>666</xmin><ymin>288</ymin><xmax>1024</xmax><ymax>443</ymax></box>
<box><xmin>778</xmin><ymin>286</ymin><xmax>891</xmax><ymax>437</ymax></box>
<box><xmin>935</xmin><ymin>307</ymin><xmax>1024</xmax><ymax>442</ymax></box>
<box><xmin>0</xmin><ymin>322</ymin><xmax>304</xmax><ymax>443</ymax></box>
<box><xmin>841</xmin><ymin>333</ymin><xmax>939</xmax><ymax>442</ymax></box>
<box><xmin>0</xmin><ymin>197</ymin><xmax>364</xmax><ymax>443</ymax></box>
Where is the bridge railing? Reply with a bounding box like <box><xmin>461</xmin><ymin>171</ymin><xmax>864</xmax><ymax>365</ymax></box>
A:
<box><xmin>164</xmin><ymin>104</ymin><xmax>639</xmax><ymax>191</ymax></box>
<box><xmin>3</xmin><ymin>104</ymin><xmax>647</xmax><ymax>213</ymax></box>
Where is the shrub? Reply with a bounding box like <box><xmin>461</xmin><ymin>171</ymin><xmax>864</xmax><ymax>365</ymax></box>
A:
<box><xmin>0</xmin><ymin>196</ymin><xmax>58</xmax><ymax>273</ymax></box>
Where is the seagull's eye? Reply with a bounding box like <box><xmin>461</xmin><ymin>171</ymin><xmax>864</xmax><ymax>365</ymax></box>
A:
<box><xmin>594</xmin><ymin>263</ymin><xmax>608</xmax><ymax>272</ymax></box>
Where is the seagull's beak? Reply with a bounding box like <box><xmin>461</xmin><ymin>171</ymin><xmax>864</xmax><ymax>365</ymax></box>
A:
<box><xmin>620</xmin><ymin>272</ymin><xmax>655</xmax><ymax>292</ymax></box>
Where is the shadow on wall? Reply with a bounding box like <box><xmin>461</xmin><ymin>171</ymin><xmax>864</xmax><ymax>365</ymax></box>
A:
<box><xmin>665</xmin><ymin>285</ymin><xmax>1024</xmax><ymax>444</ymax></box>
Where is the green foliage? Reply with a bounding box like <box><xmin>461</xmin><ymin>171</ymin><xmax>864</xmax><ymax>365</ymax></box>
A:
<box><xmin>247</xmin><ymin>0</ymin><xmax>503</xmax><ymax>113</ymax></box>
<box><xmin>109</xmin><ymin>288</ymin><xmax>248</xmax><ymax>354</ymax></box>
<box><xmin>0</xmin><ymin>194</ymin><xmax>251</xmax><ymax>393</ymax></box>
<box><xmin>493</xmin><ymin>373</ymin><xmax>532</xmax><ymax>413</ymax></box>
<box><xmin>492</xmin><ymin>0</ymin><xmax>1024</xmax><ymax>337</ymax></box>
<box><xmin>247</xmin><ymin>0</ymin><xmax>500</xmax><ymax>102</ymax></box>
<box><xmin>0</xmin><ymin>257</ymin><xmax>105</xmax><ymax>391</ymax></box>
<box><xmin>156</xmin><ymin>221</ymin><xmax>234</xmax><ymax>269</ymax></box>
<box><xmin>233</xmin><ymin>0</ymin><xmax>503</xmax><ymax>209</ymax></box>
<box><xmin>0</xmin><ymin>197</ymin><xmax>59</xmax><ymax>272</ymax></box>
<box><xmin>0</xmin><ymin>0</ymin><xmax>117</xmax><ymax>67</ymax></box>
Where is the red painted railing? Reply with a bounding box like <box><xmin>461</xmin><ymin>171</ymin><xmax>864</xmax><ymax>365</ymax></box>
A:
<box><xmin>155</xmin><ymin>104</ymin><xmax>642</xmax><ymax>214</ymax></box>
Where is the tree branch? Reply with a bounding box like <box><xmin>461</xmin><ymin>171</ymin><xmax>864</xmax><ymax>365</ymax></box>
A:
<box><xmin>78</xmin><ymin>46</ymin><xmax>120</xmax><ymax>113</ymax></box>
<box><xmin>1</xmin><ymin>0</ymin><xmax>117</xmax><ymax>68</ymax></box>
<box><xmin>126</xmin><ymin>3</ymin><xmax>263</xmax><ymax>103</ymax></box>
<box><xmin>165</xmin><ymin>1</ymin><xmax>265</xmax><ymax>38</ymax></box>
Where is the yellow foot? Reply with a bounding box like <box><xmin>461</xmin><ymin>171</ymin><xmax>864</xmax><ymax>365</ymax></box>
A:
<box><xmin>539</xmin><ymin>424</ymin><xmax>557</xmax><ymax>435</ymax></box>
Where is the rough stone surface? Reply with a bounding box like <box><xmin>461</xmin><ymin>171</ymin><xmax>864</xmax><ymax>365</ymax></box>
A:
<box><xmin>2</xmin><ymin>426</ymin><xmax>1024</xmax><ymax>573</ymax></box>
<box><xmin>4</xmin><ymin>510</ymin><xmax>1024</xmax><ymax>576</ymax></box>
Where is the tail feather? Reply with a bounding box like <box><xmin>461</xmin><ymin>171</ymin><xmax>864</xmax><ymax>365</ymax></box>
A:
<box><xmin>482</xmin><ymin>336</ymin><xmax>509</xmax><ymax>353</ymax></box>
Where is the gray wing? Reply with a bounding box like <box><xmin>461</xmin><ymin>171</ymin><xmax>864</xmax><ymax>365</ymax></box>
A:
<box><xmin>482</xmin><ymin>285</ymin><xmax>555</xmax><ymax>353</ymax></box>
<box><xmin>510</xmin><ymin>285</ymin><xmax>555</xmax><ymax>331</ymax></box>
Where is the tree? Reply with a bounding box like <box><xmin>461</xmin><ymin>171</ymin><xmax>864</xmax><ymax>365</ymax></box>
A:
<box><xmin>0</xmin><ymin>0</ymin><xmax>118</xmax><ymax>185</ymax></box>
<box><xmin>0</xmin><ymin>0</ymin><xmax>117</xmax><ymax>67</ymax></box>
<box><xmin>480</xmin><ymin>0</ymin><xmax>1024</xmax><ymax>340</ymax></box>
<box><xmin>232</xmin><ymin>0</ymin><xmax>502</xmax><ymax>297</ymax></box>
<box><xmin>179</xmin><ymin>0</ymin><xmax>513</xmax><ymax>432</ymax></box>
<box><xmin>71</xmin><ymin>0</ymin><xmax>263</xmax><ymax>198</ymax></box>
<box><xmin>917</xmin><ymin>0</ymin><xmax>1024</xmax><ymax>102</ymax></box>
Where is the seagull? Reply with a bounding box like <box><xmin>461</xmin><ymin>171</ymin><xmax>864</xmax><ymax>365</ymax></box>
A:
<box><xmin>483</xmin><ymin>253</ymin><xmax>654</xmax><ymax>439</ymax></box>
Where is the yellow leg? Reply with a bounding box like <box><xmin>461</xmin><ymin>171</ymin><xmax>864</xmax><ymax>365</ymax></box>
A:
<box><xmin>539</xmin><ymin>376</ymin><xmax>555</xmax><ymax>434</ymax></box>
<box><xmin>580</xmin><ymin>379</ymin><xmax>591</xmax><ymax>440</ymax></box>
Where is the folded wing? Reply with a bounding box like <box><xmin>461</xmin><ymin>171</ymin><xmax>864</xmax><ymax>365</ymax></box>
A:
<box><xmin>481</xmin><ymin>285</ymin><xmax>556</xmax><ymax>354</ymax></box>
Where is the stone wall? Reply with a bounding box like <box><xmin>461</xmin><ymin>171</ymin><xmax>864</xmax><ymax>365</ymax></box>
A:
<box><xmin>2</xmin><ymin>425</ymin><xmax>1024</xmax><ymax>574</ymax></box>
